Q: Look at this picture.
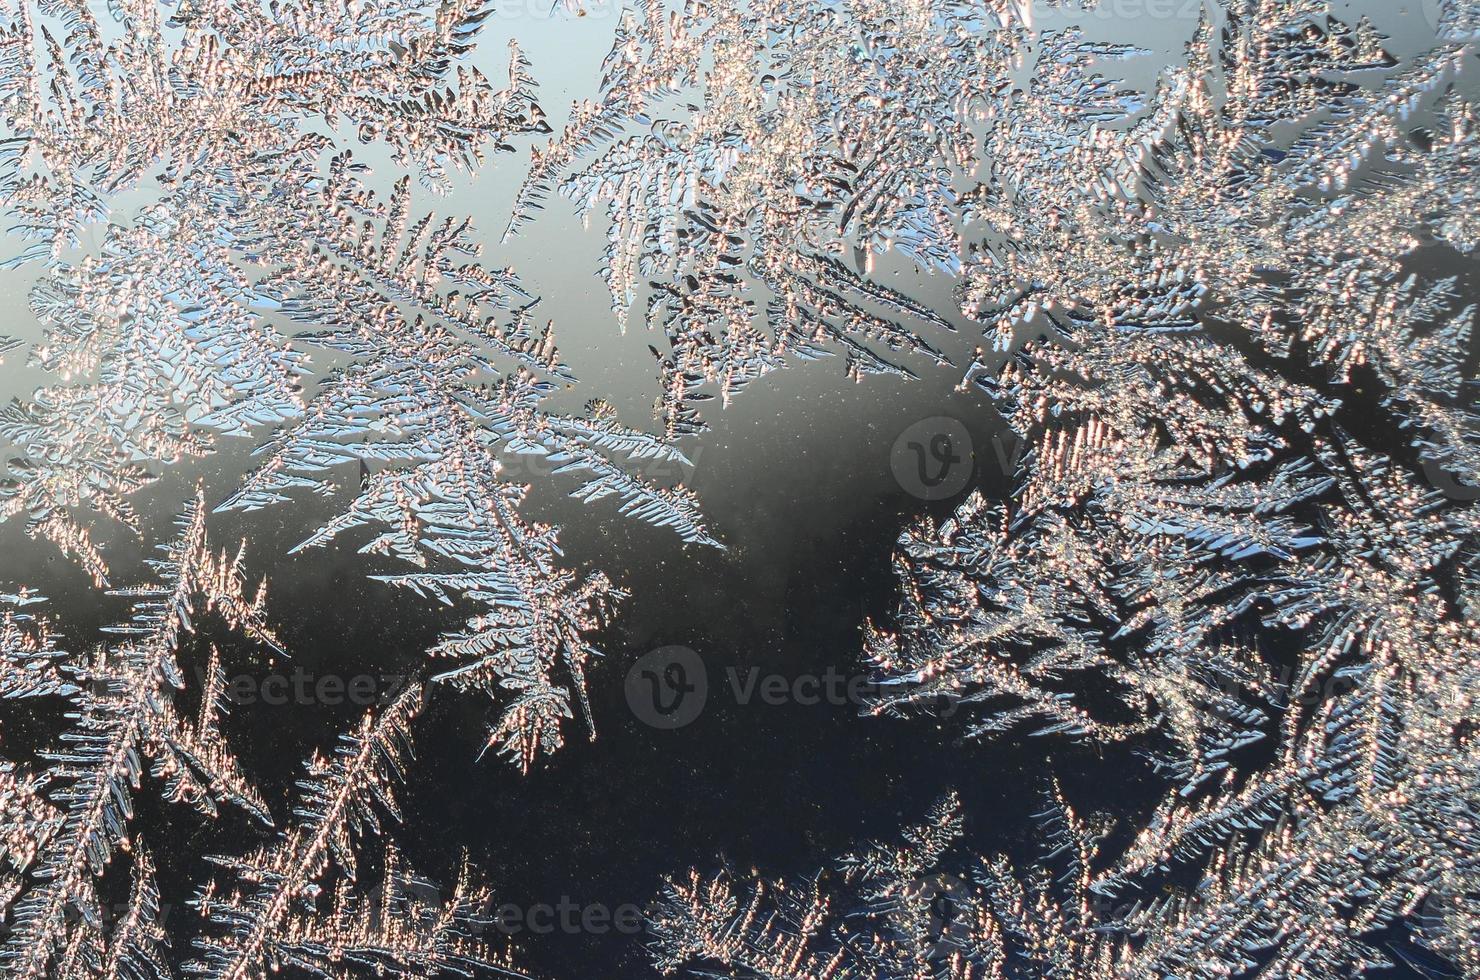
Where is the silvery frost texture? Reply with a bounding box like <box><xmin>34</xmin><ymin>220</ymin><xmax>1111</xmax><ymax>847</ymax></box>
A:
<box><xmin>0</xmin><ymin>1</ymin><xmax>1477</xmax><ymax>980</ymax></box>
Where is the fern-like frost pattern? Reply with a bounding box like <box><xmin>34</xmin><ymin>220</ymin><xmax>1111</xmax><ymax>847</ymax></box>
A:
<box><xmin>0</xmin><ymin>0</ymin><xmax>1477</xmax><ymax>978</ymax></box>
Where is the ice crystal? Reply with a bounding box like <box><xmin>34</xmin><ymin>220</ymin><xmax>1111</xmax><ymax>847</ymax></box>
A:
<box><xmin>215</xmin><ymin>155</ymin><xmax>714</xmax><ymax>769</ymax></box>
<box><xmin>648</xmin><ymin>794</ymin><xmax>1001</xmax><ymax>979</ymax></box>
<box><xmin>654</xmin><ymin>769</ymin><xmax>1480</xmax><ymax>978</ymax></box>
<box><xmin>860</xmin><ymin>0</ymin><xmax>1479</xmax><ymax>755</ymax></box>
<box><xmin>1</xmin><ymin>498</ymin><xmax>518</xmax><ymax>980</ymax></box>
<box><xmin>187</xmin><ymin>683</ymin><xmax>517</xmax><ymax>980</ymax></box>
<box><xmin>506</xmin><ymin>0</ymin><xmax>1033</xmax><ymax>433</ymax></box>
<box><xmin>1435</xmin><ymin>0</ymin><xmax>1480</xmax><ymax>42</ymax></box>
<box><xmin>0</xmin><ymin>0</ymin><xmax>714</xmax><ymax>767</ymax></box>
<box><xmin>844</xmin><ymin>1</ymin><xmax>1480</xmax><ymax>973</ymax></box>
<box><xmin>0</xmin><ymin>493</ymin><xmax>279</xmax><ymax>980</ymax></box>
<box><xmin>259</xmin><ymin>846</ymin><xmax>511</xmax><ymax>980</ymax></box>
<box><xmin>0</xmin><ymin>0</ymin><xmax>548</xmax><ymax>583</ymax></box>
<box><xmin>0</xmin><ymin>0</ymin><xmax>1475</xmax><ymax>977</ymax></box>
<box><xmin>487</xmin><ymin>0</ymin><xmax>1480</xmax><ymax>974</ymax></box>
<box><xmin>0</xmin><ymin>589</ymin><xmax>70</xmax><ymax>699</ymax></box>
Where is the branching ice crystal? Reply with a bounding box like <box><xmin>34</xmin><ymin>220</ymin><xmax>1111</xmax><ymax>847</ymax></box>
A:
<box><xmin>0</xmin><ymin>0</ymin><xmax>547</xmax><ymax>582</ymax></box>
<box><xmin>842</xmin><ymin>1</ymin><xmax>1480</xmax><ymax>974</ymax></box>
<box><xmin>653</xmin><ymin>769</ymin><xmax>1480</xmax><ymax>978</ymax></box>
<box><xmin>0</xmin><ymin>493</ymin><xmax>280</xmax><ymax>980</ymax></box>
<box><xmin>0</xmin><ymin>0</ymin><xmax>1476</xmax><ymax>977</ymax></box>
<box><xmin>187</xmin><ymin>683</ymin><xmax>519</xmax><ymax>980</ymax></box>
<box><xmin>505</xmin><ymin>0</ymin><xmax>1480</xmax><ymax>975</ymax></box>
<box><xmin>0</xmin><ymin>587</ymin><xmax>70</xmax><ymax>699</ymax></box>
<box><xmin>0</xmin><ymin>0</ymin><xmax>715</xmax><ymax>767</ymax></box>
<box><xmin>0</xmin><ymin>496</ymin><xmax>522</xmax><ymax>980</ymax></box>
<box><xmin>215</xmin><ymin>153</ymin><xmax>714</xmax><ymax>768</ymax></box>
<box><xmin>507</xmin><ymin>0</ymin><xmax>1042</xmax><ymax>434</ymax></box>
<box><xmin>656</xmin><ymin>791</ymin><xmax>1141</xmax><ymax>980</ymax></box>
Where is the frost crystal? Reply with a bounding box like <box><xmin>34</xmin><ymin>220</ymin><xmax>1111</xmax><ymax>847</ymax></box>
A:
<box><xmin>0</xmin><ymin>496</ymin><xmax>519</xmax><ymax>980</ymax></box>
<box><xmin>0</xmin><ymin>0</ymin><xmax>1476</xmax><ymax>977</ymax></box>
<box><xmin>187</xmin><ymin>684</ymin><xmax>517</xmax><ymax>980</ymax></box>
<box><xmin>0</xmin><ymin>493</ymin><xmax>279</xmax><ymax>980</ymax></box>
<box><xmin>539</xmin><ymin>0</ymin><xmax>1480</xmax><ymax>975</ymax></box>
<box><xmin>654</xmin><ymin>771</ymin><xmax>1480</xmax><ymax>978</ymax></box>
<box><xmin>855</xmin><ymin>2</ymin><xmax>1479</xmax><ymax>974</ymax></box>
<box><xmin>215</xmin><ymin>155</ymin><xmax>714</xmax><ymax>768</ymax></box>
<box><xmin>507</xmin><ymin>0</ymin><xmax>1021</xmax><ymax>433</ymax></box>
<box><xmin>0</xmin><ymin>0</ymin><xmax>547</xmax><ymax>582</ymax></box>
<box><xmin>0</xmin><ymin>0</ymin><xmax>714</xmax><ymax>767</ymax></box>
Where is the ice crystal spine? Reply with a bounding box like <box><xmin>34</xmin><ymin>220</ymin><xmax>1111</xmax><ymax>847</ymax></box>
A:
<box><xmin>214</xmin><ymin>155</ymin><xmax>714</xmax><ymax>768</ymax></box>
<box><xmin>0</xmin><ymin>491</ymin><xmax>279</xmax><ymax>980</ymax></box>
<box><xmin>187</xmin><ymin>683</ymin><xmax>525</xmax><ymax>980</ymax></box>
<box><xmin>0</xmin><ymin>0</ymin><xmax>552</xmax><ymax>581</ymax></box>
<box><xmin>0</xmin><ymin>0</ymin><xmax>716</xmax><ymax>768</ymax></box>
<box><xmin>851</xmin><ymin>1</ymin><xmax>1480</xmax><ymax>974</ymax></box>
<box><xmin>505</xmin><ymin>0</ymin><xmax>1007</xmax><ymax>435</ymax></box>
